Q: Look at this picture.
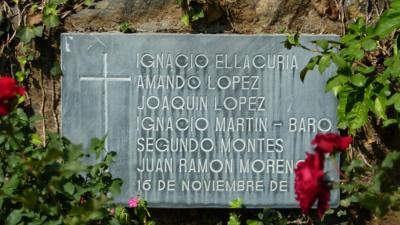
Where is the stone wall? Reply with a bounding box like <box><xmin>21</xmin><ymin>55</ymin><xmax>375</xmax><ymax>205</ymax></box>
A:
<box><xmin>35</xmin><ymin>1</ymin><xmax>390</xmax><ymax>224</ymax></box>
<box><xmin>64</xmin><ymin>0</ymin><xmax>367</xmax><ymax>34</ymax></box>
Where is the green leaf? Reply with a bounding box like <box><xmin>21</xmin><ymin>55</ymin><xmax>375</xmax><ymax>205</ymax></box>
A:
<box><xmin>63</xmin><ymin>182</ymin><xmax>75</xmax><ymax>195</ymax></box>
<box><xmin>16</xmin><ymin>71</ymin><xmax>27</xmax><ymax>82</ymax></box>
<box><xmin>356</xmin><ymin>65</ymin><xmax>375</xmax><ymax>74</ymax></box>
<box><xmin>18</xmin><ymin>56</ymin><xmax>27</xmax><ymax>66</ymax></box>
<box><xmin>354</xmin><ymin>49</ymin><xmax>365</xmax><ymax>60</ymax></box>
<box><xmin>348</xmin><ymin>17</ymin><xmax>365</xmax><ymax>33</ymax></box>
<box><xmin>344</xmin><ymin>159</ymin><xmax>364</xmax><ymax>175</ymax></box>
<box><xmin>381</xmin><ymin>151</ymin><xmax>400</xmax><ymax>169</ymax></box>
<box><xmin>374</xmin><ymin>97</ymin><xmax>387</xmax><ymax>119</ymax></box>
<box><xmin>84</xmin><ymin>0</ymin><xmax>93</xmax><ymax>6</ymax></box>
<box><xmin>287</xmin><ymin>33</ymin><xmax>300</xmax><ymax>45</ymax></box>
<box><xmin>347</xmin><ymin>102</ymin><xmax>369</xmax><ymax>131</ymax></box>
<box><xmin>45</xmin><ymin>3</ymin><xmax>61</xmax><ymax>14</ymax></box>
<box><xmin>7</xmin><ymin>209</ymin><xmax>23</xmax><ymax>225</ymax></box>
<box><xmin>49</xmin><ymin>0</ymin><xmax>67</xmax><ymax>6</ymax></box>
<box><xmin>388</xmin><ymin>93</ymin><xmax>400</xmax><ymax>112</ymax></box>
<box><xmin>383</xmin><ymin>119</ymin><xmax>397</xmax><ymax>127</ymax></box>
<box><xmin>361</xmin><ymin>38</ymin><xmax>377</xmax><ymax>51</ymax></box>
<box><xmin>315</xmin><ymin>39</ymin><xmax>329</xmax><ymax>50</ymax></box>
<box><xmin>374</xmin><ymin>7</ymin><xmax>400</xmax><ymax>38</ymax></box>
<box><xmin>191</xmin><ymin>8</ymin><xmax>204</xmax><ymax>21</ymax></box>
<box><xmin>246</xmin><ymin>220</ymin><xmax>263</xmax><ymax>225</ymax></box>
<box><xmin>181</xmin><ymin>14</ymin><xmax>190</xmax><ymax>26</ymax></box>
<box><xmin>228</xmin><ymin>213</ymin><xmax>241</xmax><ymax>225</ymax></box>
<box><xmin>43</xmin><ymin>15</ymin><xmax>60</xmax><ymax>28</ymax></box>
<box><xmin>33</xmin><ymin>26</ymin><xmax>44</xmax><ymax>37</ymax></box>
<box><xmin>230</xmin><ymin>198</ymin><xmax>243</xmax><ymax>208</ymax></box>
<box><xmin>351</xmin><ymin>74</ymin><xmax>367</xmax><ymax>87</ymax></box>
<box><xmin>16</xmin><ymin>26</ymin><xmax>35</xmax><ymax>43</ymax></box>
<box><xmin>63</xmin><ymin>161</ymin><xmax>87</xmax><ymax>176</ymax></box>
<box><xmin>3</xmin><ymin>175</ymin><xmax>20</xmax><ymax>195</ymax></box>
<box><xmin>318</xmin><ymin>54</ymin><xmax>331</xmax><ymax>74</ymax></box>
<box><xmin>326</xmin><ymin>75</ymin><xmax>349</xmax><ymax>95</ymax></box>
<box><xmin>89</xmin><ymin>137</ymin><xmax>106</xmax><ymax>159</ymax></box>
<box><xmin>331</xmin><ymin>53</ymin><xmax>347</xmax><ymax>68</ymax></box>
<box><xmin>50</xmin><ymin>63</ymin><xmax>61</xmax><ymax>77</ymax></box>
<box><xmin>337</xmin><ymin>210</ymin><xmax>348</xmax><ymax>217</ymax></box>
<box><xmin>337</xmin><ymin>90</ymin><xmax>350</xmax><ymax>128</ymax></box>
<box><xmin>340</xmin><ymin>199</ymin><xmax>351</xmax><ymax>207</ymax></box>
<box><xmin>31</xmin><ymin>133</ymin><xmax>42</xmax><ymax>146</ymax></box>
<box><xmin>109</xmin><ymin>179</ymin><xmax>123</xmax><ymax>195</ymax></box>
<box><xmin>65</xmin><ymin>145</ymin><xmax>84</xmax><ymax>162</ymax></box>
<box><xmin>300</xmin><ymin>56</ymin><xmax>319</xmax><ymax>81</ymax></box>
<box><xmin>340</xmin><ymin>34</ymin><xmax>358</xmax><ymax>43</ymax></box>
<box><xmin>109</xmin><ymin>218</ymin><xmax>120</xmax><ymax>225</ymax></box>
<box><xmin>299</xmin><ymin>67</ymin><xmax>308</xmax><ymax>82</ymax></box>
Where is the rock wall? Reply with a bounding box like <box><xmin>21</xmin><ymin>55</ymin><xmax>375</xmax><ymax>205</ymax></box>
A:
<box><xmin>64</xmin><ymin>0</ymin><xmax>367</xmax><ymax>34</ymax></box>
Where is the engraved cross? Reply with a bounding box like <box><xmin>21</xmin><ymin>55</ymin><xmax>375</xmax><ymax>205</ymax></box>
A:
<box><xmin>80</xmin><ymin>53</ymin><xmax>131</xmax><ymax>151</ymax></box>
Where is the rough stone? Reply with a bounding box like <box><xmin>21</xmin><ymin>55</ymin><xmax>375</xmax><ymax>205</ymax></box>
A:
<box><xmin>64</xmin><ymin>0</ymin><xmax>363</xmax><ymax>34</ymax></box>
<box><xmin>64</xmin><ymin>0</ymin><xmax>185</xmax><ymax>32</ymax></box>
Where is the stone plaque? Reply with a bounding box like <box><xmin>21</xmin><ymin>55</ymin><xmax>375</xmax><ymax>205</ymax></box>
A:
<box><xmin>61</xmin><ymin>34</ymin><xmax>339</xmax><ymax>208</ymax></box>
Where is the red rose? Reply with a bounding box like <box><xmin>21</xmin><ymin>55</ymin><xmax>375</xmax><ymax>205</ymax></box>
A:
<box><xmin>0</xmin><ymin>77</ymin><xmax>25</xmax><ymax>116</ymax></box>
<box><xmin>295</xmin><ymin>152</ymin><xmax>329</xmax><ymax>218</ymax></box>
<box><xmin>317</xmin><ymin>185</ymin><xmax>330</xmax><ymax>218</ymax></box>
<box><xmin>312</xmin><ymin>133</ymin><xmax>352</xmax><ymax>154</ymax></box>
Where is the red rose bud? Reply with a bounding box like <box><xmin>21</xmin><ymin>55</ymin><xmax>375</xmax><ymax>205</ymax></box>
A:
<box><xmin>312</xmin><ymin>133</ymin><xmax>352</xmax><ymax>154</ymax></box>
<box><xmin>0</xmin><ymin>76</ymin><xmax>26</xmax><ymax>116</ymax></box>
<box><xmin>295</xmin><ymin>152</ymin><xmax>330</xmax><ymax>218</ymax></box>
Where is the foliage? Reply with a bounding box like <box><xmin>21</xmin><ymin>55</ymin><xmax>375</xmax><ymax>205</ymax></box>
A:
<box><xmin>0</xmin><ymin>0</ymin><xmax>97</xmax><ymax>138</ymax></box>
<box><xmin>285</xmin><ymin>0</ymin><xmax>400</xmax><ymax>134</ymax></box>
<box><xmin>245</xmin><ymin>209</ymin><xmax>287</xmax><ymax>225</ymax></box>
<box><xmin>119</xmin><ymin>21</ymin><xmax>133</xmax><ymax>33</ymax></box>
<box><xmin>114</xmin><ymin>200</ymin><xmax>154</xmax><ymax>225</ymax></box>
<box><xmin>176</xmin><ymin>0</ymin><xmax>205</xmax><ymax>26</ymax></box>
<box><xmin>285</xmin><ymin>0</ymin><xmax>400</xmax><ymax>221</ymax></box>
<box><xmin>1</xmin><ymin>0</ymin><xmax>92</xmax><ymax>78</ymax></box>
<box><xmin>0</xmin><ymin>77</ymin><xmax>155</xmax><ymax>224</ymax></box>
<box><xmin>339</xmin><ymin>151</ymin><xmax>400</xmax><ymax>216</ymax></box>
<box><xmin>0</xmin><ymin>108</ymin><xmax>121</xmax><ymax>224</ymax></box>
<box><xmin>226</xmin><ymin>199</ymin><xmax>287</xmax><ymax>225</ymax></box>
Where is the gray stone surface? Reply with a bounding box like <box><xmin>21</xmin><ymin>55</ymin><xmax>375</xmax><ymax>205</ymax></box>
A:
<box><xmin>61</xmin><ymin>33</ymin><xmax>338</xmax><ymax>208</ymax></box>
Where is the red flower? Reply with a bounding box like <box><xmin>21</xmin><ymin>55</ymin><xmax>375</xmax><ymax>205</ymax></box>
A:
<box><xmin>312</xmin><ymin>133</ymin><xmax>352</xmax><ymax>154</ymax></box>
<box><xmin>317</xmin><ymin>185</ymin><xmax>330</xmax><ymax>218</ymax></box>
<box><xmin>295</xmin><ymin>152</ymin><xmax>329</xmax><ymax>218</ymax></box>
<box><xmin>0</xmin><ymin>77</ymin><xmax>25</xmax><ymax>116</ymax></box>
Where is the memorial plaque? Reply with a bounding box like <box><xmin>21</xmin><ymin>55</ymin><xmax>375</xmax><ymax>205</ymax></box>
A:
<box><xmin>61</xmin><ymin>34</ymin><xmax>339</xmax><ymax>208</ymax></box>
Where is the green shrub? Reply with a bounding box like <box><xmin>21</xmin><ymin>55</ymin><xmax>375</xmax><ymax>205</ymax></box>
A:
<box><xmin>0</xmin><ymin>107</ymin><xmax>124</xmax><ymax>224</ymax></box>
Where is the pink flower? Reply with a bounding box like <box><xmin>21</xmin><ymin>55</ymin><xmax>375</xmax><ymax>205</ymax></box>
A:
<box><xmin>128</xmin><ymin>197</ymin><xmax>140</xmax><ymax>208</ymax></box>
<box><xmin>110</xmin><ymin>208</ymin><xmax>115</xmax><ymax>216</ymax></box>
<box><xmin>312</xmin><ymin>133</ymin><xmax>352</xmax><ymax>154</ymax></box>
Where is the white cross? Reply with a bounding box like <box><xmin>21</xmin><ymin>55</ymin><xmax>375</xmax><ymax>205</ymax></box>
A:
<box><xmin>80</xmin><ymin>53</ymin><xmax>131</xmax><ymax>151</ymax></box>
